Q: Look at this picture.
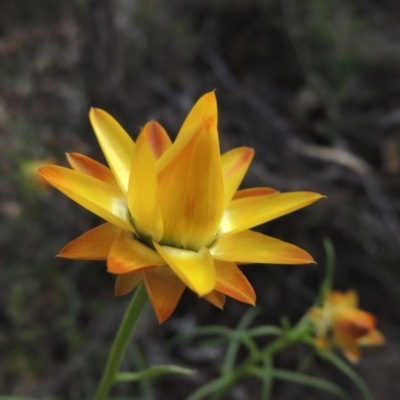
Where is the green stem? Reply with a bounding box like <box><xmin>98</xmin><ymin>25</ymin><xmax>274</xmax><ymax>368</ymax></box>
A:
<box><xmin>94</xmin><ymin>283</ymin><xmax>148</xmax><ymax>400</ymax></box>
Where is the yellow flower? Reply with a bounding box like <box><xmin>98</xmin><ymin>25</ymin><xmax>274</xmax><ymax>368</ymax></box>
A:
<box><xmin>39</xmin><ymin>91</ymin><xmax>323</xmax><ymax>323</ymax></box>
<box><xmin>309</xmin><ymin>290</ymin><xmax>385</xmax><ymax>363</ymax></box>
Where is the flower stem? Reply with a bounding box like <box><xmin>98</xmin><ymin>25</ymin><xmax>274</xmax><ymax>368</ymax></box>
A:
<box><xmin>94</xmin><ymin>283</ymin><xmax>148</xmax><ymax>400</ymax></box>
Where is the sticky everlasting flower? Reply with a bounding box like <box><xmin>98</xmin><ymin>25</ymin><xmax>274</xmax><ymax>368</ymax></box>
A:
<box><xmin>309</xmin><ymin>290</ymin><xmax>384</xmax><ymax>363</ymax></box>
<box><xmin>39</xmin><ymin>91</ymin><xmax>323</xmax><ymax>323</ymax></box>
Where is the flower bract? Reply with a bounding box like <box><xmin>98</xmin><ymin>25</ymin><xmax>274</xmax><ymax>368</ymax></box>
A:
<box><xmin>309</xmin><ymin>290</ymin><xmax>384</xmax><ymax>363</ymax></box>
<box><xmin>39</xmin><ymin>91</ymin><xmax>323</xmax><ymax>323</ymax></box>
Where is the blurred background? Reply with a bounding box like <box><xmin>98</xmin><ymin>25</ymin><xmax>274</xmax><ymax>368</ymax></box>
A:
<box><xmin>1</xmin><ymin>0</ymin><xmax>400</xmax><ymax>399</ymax></box>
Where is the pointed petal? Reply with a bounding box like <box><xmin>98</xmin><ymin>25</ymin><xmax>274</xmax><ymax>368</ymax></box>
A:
<box><xmin>39</xmin><ymin>166</ymin><xmax>133</xmax><ymax>231</ymax></box>
<box><xmin>213</xmin><ymin>260</ymin><xmax>255</xmax><ymax>305</ymax></box>
<box><xmin>334</xmin><ymin>310</ymin><xmax>376</xmax><ymax>341</ymax></box>
<box><xmin>158</xmin><ymin>114</ymin><xmax>224</xmax><ymax>249</ymax></box>
<box><xmin>154</xmin><ymin>243</ymin><xmax>216</xmax><ymax>296</ymax></box>
<box><xmin>57</xmin><ymin>223</ymin><xmax>120</xmax><ymax>260</ymax></box>
<box><xmin>143</xmin><ymin>267</ymin><xmax>185</xmax><ymax>323</ymax></box>
<box><xmin>342</xmin><ymin>344</ymin><xmax>361</xmax><ymax>364</ymax></box>
<box><xmin>128</xmin><ymin>131</ymin><xmax>163</xmax><ymax>242</ymax></box>
<box><xmin>221</xmin><ymin>147</ymin><xmax>254</xmax><ymax>205</ymax></box>
<box><xmin>141</xmin><ymin>121</ymin><xmax>172</xmax><ymax>160</ymax></box>
<box><xmin>89</xmin><ymin>108</ymin><xmax>135</xmax><ymax>192</ymax></box>
<box><xmin>357</xmin><ymin>329</ymin><xmax>385</xmax><ymax>346</ymax></box>
<box><xmin>114</xmin><ymin>273</ymin><xmax>143</xmax><ymax>296</ymax></box>
<box><xmin>204</xmin><ymin>291</ymin><xmax>225</xmax><ymax>309</ymax></box>
<box><xmin>66</xmin><ymin>153</ymin><xmax>119</xmax><ymax>187</ymax></box>
<box><xmin>210</xmin><ymin>230</ymin><xmax>314</xmax><ymax>265</ymax></box>
<box><xmin>108</xmin><ymin>231</ymin><xmax>165</xmax><ymax>274</ymax></box>
<box><xmin>221</xmin><ymin>192</ymin><xmax>325</xmax><ymax>235</ymax></box>
<box><xmin>156</xmin><ymin>91</ymin><xmax>217</xmax><ymax>173</ymax></box>
<box><xmin>308</xmin><ymin>307</ymin><xmax>324</xmax><ymax>324</ymax></box>
<box><xmin>315</xmin><ymin>335</ymin><xmax>330</xmax><ymax>350</ymax></box>
<box><xmin>233</xmin><ymin>187</ymin><xmax>278</xmax><ymax>200</ymax></box>
<box><xmin>342</xmin><ymin>290</ymin><xmax>358</xmax><ymax>308</ymax></box>
<box><xmin>177</xmin><ymin>91</ymin><xmax>217</xmax><ymax>144</ymax></box>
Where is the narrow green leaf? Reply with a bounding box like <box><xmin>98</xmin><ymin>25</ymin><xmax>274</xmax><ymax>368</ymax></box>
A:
<box><xmin>167</xmin><ymin>326</ymin><xmax>233</xmax><ymax>349</ymax></box>
<box><xmin>316</xmin><ymin>237</ymin><xmax>336</xmax><ymax>306</ymax></box>
<box><xmin>319</xmin><ymin>350</ymin><xmax>373</xmax><ymax>400</ymax></box>
<box><xmin>260</xmin><ymin>354</ymin><xmax>274</xmax><ymax>400</ymax></box>
<box><xmin>115</xmin><ymin>365</ymin><xmax>195</xmax><ymax>382</ymax></box>
<box><xmin>248</xmin><ymin>367</ymin><xmax>352</xmax><ymax>400</ymax></box>
<box><xmin>222</xmin><ymin>308</ymin><xmax>260</xmax><ymax>373</ymax></box>
<box><xmin>185</xmin><ymin>376</ymin><xmax>227</xmax><ymax>400</ymax></box>
<box><xmin>247</xmin><ymin>326</ymin><xmax>282</xmax><ymax>338</ymax></box>
<box><xmin>0</xmin><ymin>397</ymin><xmax>43</xmax><ymax>400</ymax></box>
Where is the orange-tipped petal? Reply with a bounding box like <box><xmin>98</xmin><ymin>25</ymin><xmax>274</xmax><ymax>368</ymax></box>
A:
<box><xmin>154</xmin><ymin>243</ymin><xmax>216</xmax><ymax>296</ymax></box>
<box><xmin>357</xmin><ymin>329</ymin><xmax>385</xmax><ymax>346</ymax></box>
<box><xmin>232</xmin><ymin>187</ymin><xmax>279</xmax><ymax>200</ymax></box>
<box><xmin>210</xmin><ymin>230</ymin><xmax>314</xmax><ymax>265</ymax></box>
<box><xmin>214</xmin><ymin>260</ymin><xmax>255</xmax><ymax>305</ymax></box>
<box><xmin>157</xmin><ymin>91</ymin><xmax>217</xmax><ymax>173</ymax></box>
<box><xmin>177</xmin><ymin>91</ymin><xmax>218</xmax><ymax>143</ymax></box>
<box><xmin>328</xmin><ymin>290</ymin><xmax>358</xmax><ymax>308</ymax></box>
<box><xmin>221</xmin><ymin>192</ymin><xmax>324</xmax><ymax>235</ymax></box>
<box><xmin>89</xmin><ymin>108</ymin><xmax>135</xmax><ymax>192</ymax></box>
<box><xmin>310</xmin><ymin>289</ymin><xmax>384</xmax><ymax>362</ymax></box>
<box><xmin>334</xmin><ymin>309</ymin><xmax>376</xmax><ymax>341</ymax></box>
<box><xmin>341</xmin><ymin>344</ymin><xmax>361</xmax><ymax>364</ymax></box>
<box><xmin>58</xmin><ymin>223</ymin><xmax>121</xmax><ymax>260</ymax></box>
<box><xmin>127</xmin><ymin>131</ymin><xmax>163</xmax><ymax>242</ymax></box>
<box><xmin>39</xmin><ymin>166</ymin><xmax>133</xmax><ymax>232</ymax></box>
<box><xmin>143</xmin><ymin>267</ymin><xmax>185</xmax><ymax>323</ymax></box>
<box><xmin>141</xmin><ymin>121</ymin><xmax>172</xmax><ymax>160</ymax></box>
<box><xmin>114</xmin><ymin>273</ymin><xmax>143</xmax><ymax>297</ymax></box>
<box><xmin>66</xmin><ymin>153</ymin><xmax>119</xmax><ymax>187</ymax></box>
<box><xmin>343</xmin><ymin>290</ymin><xmax>358</xmax><ymax>308</ymax></box>
<box><xmin>315</xmin><ymin>335</ymin><xmax>330</xmax><ymax>350</ymax></box>
<box><xmin>204</xmin><ymin>291</ymin><xmax>226</xmax><ymax>309</ymax></box>
<box><xmin>221</xmin><ymin>147</ymin><xmax>254</xmax><ymax>205</ymax></box>
<box><xmin>308</xmin><ymin>307</ymin><xmax>324</xmax><ymax>324</ymax></box>
<box><xmin>158</xmin><ymin>115</ymin><xmax>224</xmax><ymax>250</ymax></box>
<box><xmin>108</xmin><ymin>231</ymin><xmax>165</xmax><ymax>274</ymax></box>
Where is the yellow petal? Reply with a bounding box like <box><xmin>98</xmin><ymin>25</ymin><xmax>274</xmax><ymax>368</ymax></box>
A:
<box><xmin>334</xmin><ymin>309</ymin><xmax>377</xmax><ymax>341</ymax></box>
<box><xmin>108</xmin><ymin>231</ymin><xmax>165</xmax><ymax>274</ymax></box>
<box><xmin>308</xmin><ymin>307</ymin><xmax>324</xmax><ymax>324</ymax></box>
<box><xmin>115</xmin><ymin>273</ymin><xmax>143</xmax><ymax>296</ymax></box>
<box><xmin>233</xmin><ymin>187</ymin><xmax>279</xmax><ymax>200</ymax></box>
<box><xmin>158</xmin><ymin>114</ymin><xmax>224</xmax><ymax>250</ymax></box>
<box><xmin>341</xmin><ymin>344</ymin><xmax>361</xmax><ymax>364</ymax></box>
<box><xmin>213</xmin><ymin>260</ymin><xmax>255</xmax><ymax>305</ymax></box>
<box><xmin>57</xmin><ymin>223</ymin><xmax>120</xmax><ymax>260</ymax></box>
<box><xmin>327</xmin><ymin>291</ymin><xmax>346</xmax><ymax>307</ymax></box>
<box><xmin>89</xmin><ymin>108</ymin><xmax>135</xmax><ymax>192</ymax></box>
<box><xmin>210</xmin><ymin>230</ymin><xmax>314</xmax><ymax>265</ymax></box>
<box><xmin>128</xmin><ymin>131</ymin><xmax>163</xmax><ymax>242</ymax></box>
<box><xmin>315</xmin><ymin>335</ymin><xmax>330</xmax><ymax>350</ymax></box>
<box><xmin>357</xmin><ymin>329</ymin><xmax>385</xmax><ymax>346</ymax></box>
<box><xmin>154</xmin><ymin>243</ymin><xmax>216</xmax><ymax>296</ymax></box>
<box><xmin>39</xmin><ymin>166</ymin><xmax>133</xmax><ymax>231</ymax></box>
<box><xmin>156</xmin><ymin>91</ymin><xmax>217</xmax><ymax>173</ymax></box>
<box><xmin>143</xmin><ymin>266</ymin><xmax>185</xmax><ymax>323</ymax></box>
<box><xmin>221</xmin><ymin>147</ymin><xmax>254</xmax><ymax>205</ymax></box>
<box><xmin>66</xmin><ymin>153</ymin><xmax>119</xmax><ymax>187</ymax></box>
<box><xmin>141</xmin><ymin>121</ymin><xmax>172</xmax><ymax>160</ymax></box>
<box><xmin>204</xmin><ymin>291</ymin><xmax>225</xmax><ymax>309</ymax></box>
<box><xmin>176</xmin><ymin>91</ymin><xmax>217</xmax><ymax>145</ymax></box>
<box><xmin>221</xmin><ymin>192</ymin><xmax>325</xmax><ymax>235</ymax></box>
<box><xmin>342</xmin><ymin>290</ymin><xmax>358</xmax><ymax>308</ymax></box>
